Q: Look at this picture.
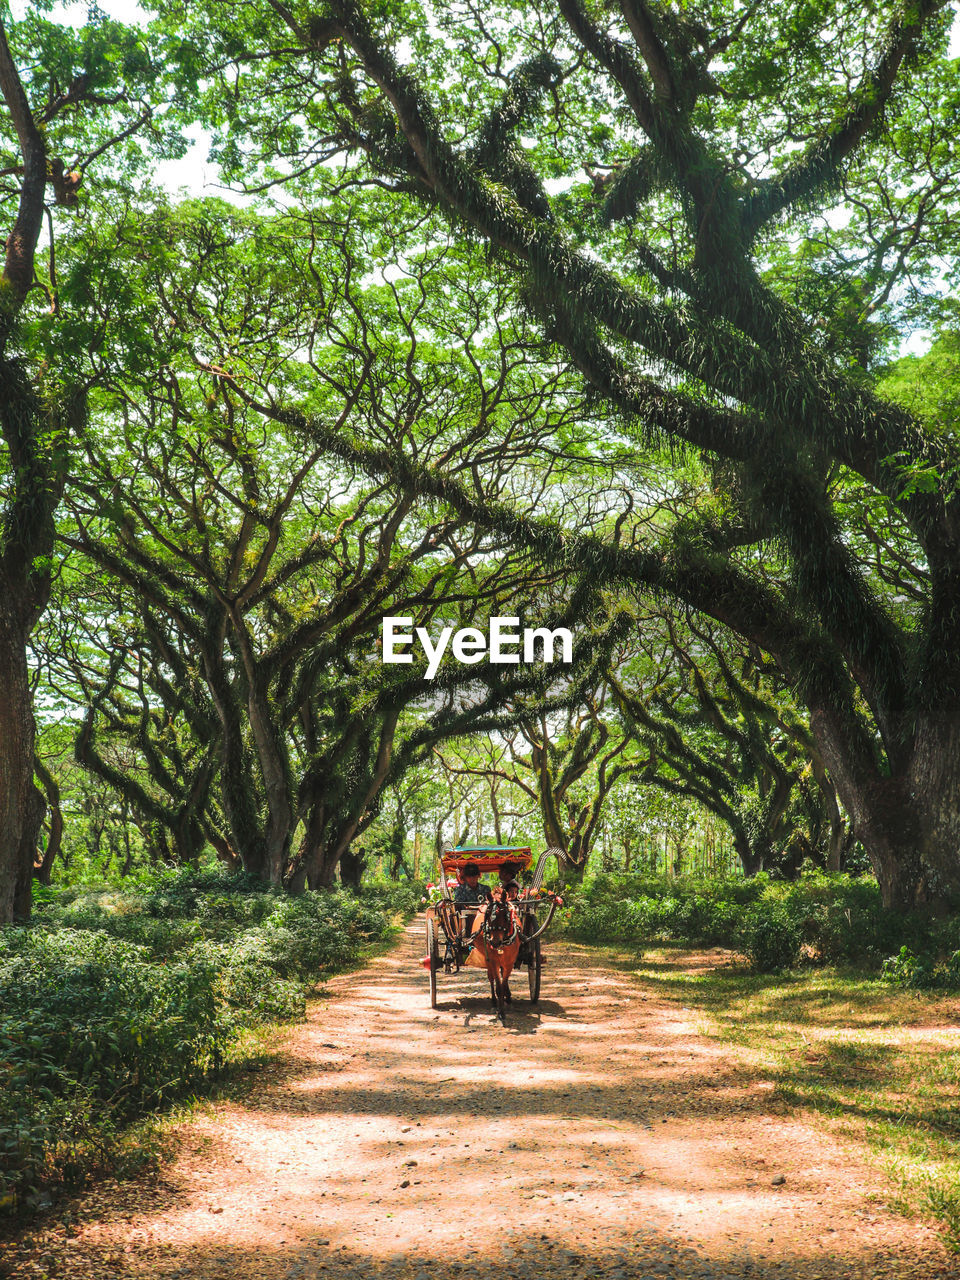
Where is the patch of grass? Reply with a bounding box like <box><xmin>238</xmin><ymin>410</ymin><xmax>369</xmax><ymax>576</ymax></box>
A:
<box><xmin>626</xmin><ymin>943</ymin><xmax>960</xmax><ymax>1249</ymax></box>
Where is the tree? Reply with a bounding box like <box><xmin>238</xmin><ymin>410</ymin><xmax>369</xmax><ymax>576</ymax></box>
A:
<box><xmin>170</xmin><ymin>0</ymin><xmax>960</xmax><ymax>908</ymax></box>
<box><xmin>439</xmin><ymin>680</ymin><xmax>642</xmax><ymax>872</ymax></box>
<box><xmin>43</xmin><ymin>197</ymin><xmax>621</xmax><ymax>888</ymax></box>
<box><xmin>611</xmin><ymin>611</ymin><xmax>855</xmax><ymax>877</ymax></box>
<box><xmin>0</xmin><ymin>10</ymin><xmax>173</xmax><ymax>920</ymax></box>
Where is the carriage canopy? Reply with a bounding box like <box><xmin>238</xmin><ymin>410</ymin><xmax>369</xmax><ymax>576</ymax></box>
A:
<box><xmin>440</xmin><ymin>845</ymin><xmax>533</xmax><ymax>874</ymax></box>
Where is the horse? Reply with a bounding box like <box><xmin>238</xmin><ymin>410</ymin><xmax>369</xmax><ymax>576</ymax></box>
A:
<box><xmin>471</xmin><ymin>892</ymin><xmax>521</xmax><ymax>1023</ymax></box>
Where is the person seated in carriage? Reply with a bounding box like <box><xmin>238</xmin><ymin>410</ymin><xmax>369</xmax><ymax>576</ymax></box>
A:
<box><xmin>453</xmin><ymin>861</ymin><xmax>492</xmax><ymax>948</ymax></box>
<box><xmin>495</xmin><ymin>860</ymin><xmax>521</xmax><ymax>890</ymax></box>
<box><xmin>493</xmin><ymin>861</ymin><xmax>531</xmax><ymax>903</ymax></box>
<box><xmin>453</xmin><ymin>861</ymin><xmax>492</xmax><ymax>905</ymax></box>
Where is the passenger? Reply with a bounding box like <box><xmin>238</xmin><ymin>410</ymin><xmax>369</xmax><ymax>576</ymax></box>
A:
<box><xmin>495</xmin><ymin>861</ymin><xmax>529</xmax><ymax>901</ymax></box>
<box><xmin>453</xmin><ymin>861</ymin><xmax>492</xmax><ymax>947</ymax></box>
<box><xmin>453</xmin><ymin>862</ymin><xmax>492</xmax><ymax>905</ymax></box>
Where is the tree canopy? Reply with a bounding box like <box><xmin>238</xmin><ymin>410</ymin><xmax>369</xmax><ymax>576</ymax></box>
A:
<box><xmin>133</xmin><ymin>0</ymin><xmax>960</xmax><ymax>909</ymax></box>
<box><xmin>1</xmin><ymin>0</ymin><xmax>960</xmax><ymax>915</ymax></box>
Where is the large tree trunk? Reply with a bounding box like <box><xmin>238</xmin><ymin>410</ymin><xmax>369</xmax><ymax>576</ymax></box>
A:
<box><xmin>810</xmin><ymin>711</ymin><xmax>957</xmax><ymax>910</ymax></box>
<box><xmin>309</xmin><ymin>856</ymin><xmax>340</xmax><ymax>890</ymax></box>
<box><xmin>285</xmin><ymin>803</ymin><xmax>326</xmax><ymax>893</ymax></box>
<box><xmin>833</xmin><ymin>785</ymin><xmax>925</xmax><ymax>910</ymax></box>
<box><xmin>810</xmin><ymin>756</ymin><xmax>850</xmax><ymax>872</ymax></box>
<box><xmin>283</xmin><ymin>803</ymin><xmax>335</xmax><ymax>891</ymax></box>
<box><xmin>243</xmin><ymin>680</ymin><xmax>294</xmax><ymax>886</ymax></box>
<box><xmin>339</xmin><ymin>846</ymin><xmax>367</xmax><ymax>889</ymax></box>
<box><xmin>733</xmin><ymin>833</ymin><xmax>764</xmax><ymax>878</ymax></box>
<box><xmin>909</xmin><ymin>717</ymin><xmax>960</xmax><ymax>902</ymax></box>
<box><xmin>205</xmin><ymin>652</ymin><xmax>277</xmax><ymax>883</ymax></box>
<box><xmin>288</xmin><ymin>800</ymin><xmax>371</xmax><ymax>892</ymax></box>
<box><xmin>0</xmin><ymin>367</ymin><xmax>65</xmax><ymax>921</ymax></box>
<box><xmin>0</xmin><ymin>605</ymin><xmax>43</xmax><ymax>920</ymax></box>
<box><xmin>307</xmin><ymin>823</ymin><xmax>358</xmax><ymax>890</ymax></box>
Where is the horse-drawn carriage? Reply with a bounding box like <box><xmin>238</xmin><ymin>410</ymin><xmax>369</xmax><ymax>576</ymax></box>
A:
<box><xmin>423</xmin><ymin>843</ymin><xmax>565</xmax><ymax>1020</ymax></box>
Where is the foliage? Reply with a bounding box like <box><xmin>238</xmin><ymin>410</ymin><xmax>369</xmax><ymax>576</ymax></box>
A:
<box><xmin>4</xmin><ymin>0</ymin><xmax>960</xmax><ymax>929</ymax></box>
<box><xmin>882</xmin><ymin>945</ymin><xmax>960</xmax><ymax>991</ymax></box>
<box><xmin>147</xmin><ymin>0</ymin><xmax>960</xmax><ymax>912</ymax></box>
<box><xmin>0</xmin><ymin>866</ymin><xmax>409</xmax><ymax>1211</ymax></box>
<box><xmin>354</xmin><ymin>877</ymin><xmax>428</xmax><ymax>918</ymax></box>
<box><xmin>562</xmin><ymin>869</ymin><xmax>959</xmax><ymax>972</ymax></box>
<box><xmin>610</xmin><ymin>610</ymin><xmax>855</xmax><ymax>877</ymax></box>
<box><xmin>36</xmin><ymin>195</ymin><xmax>625</xmax><ymax>892</ymax></box>
<box><xmin>0</xmin><ymin>0</ymin><xmax>189</xmax><ymax>924</ymax></box>
<box><xmin>437</xmin><ymin>672</ymin><xmax>643</xmax><ymax>869</ymax></box>
<box><xmin>741</xmin><ymin>907</ymin><xmax>801</xmax><ymax>973</ymax></box>
<box><xmin>0</xmin><ymin>927</ymin><xmax>222</xmax><ymax>1210</ymax></box>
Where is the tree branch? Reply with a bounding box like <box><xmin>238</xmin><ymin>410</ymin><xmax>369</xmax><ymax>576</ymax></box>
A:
<box><xmin>0</xmin><ymin>18</ymin><xmax>45</xmax><ymax>324</ymax></box>
<box><xmin>743</xmin><ymin>0</ymin><xmax>945</xmax><ymax>237</ymax></box>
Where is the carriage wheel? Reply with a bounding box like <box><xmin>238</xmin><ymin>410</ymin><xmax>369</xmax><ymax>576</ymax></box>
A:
<box><xmin>427</xmin><ymin>917</ymin><xmax>439</xmax><ymax>1009</ymax></box>
<box><xmin>527</xmin><ymin>936</ymin><xmax>541</xmax><ymax>1004</ymax></box>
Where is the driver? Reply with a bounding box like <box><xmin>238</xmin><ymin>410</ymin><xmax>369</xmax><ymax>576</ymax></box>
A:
<box><xmin>453</xmin><ymin>862</ymin><xmax>492</xmax><ymax>905</ymax></box>
<box><xmin>453</xmin><ymin>862</ymin><xmax>491</xmax><ymax>946</ymax></box>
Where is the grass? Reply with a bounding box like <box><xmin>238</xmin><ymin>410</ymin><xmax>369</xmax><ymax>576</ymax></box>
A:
<box><xmin>627</xmin><ymin>944</ymin><xmax>960</xmax><ymax>1250</ymax></box>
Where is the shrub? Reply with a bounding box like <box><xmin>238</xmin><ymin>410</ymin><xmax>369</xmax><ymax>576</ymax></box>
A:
<box><xmin>215</xmin><ymin>958</ymin><xmax>307</xmax><ymax>1024</ymax></box>
<box><xmin>560</xmin><ymin>867</ymin><xmax>954</xmax><ymax>973</ymax></box>
<box><xmin>0</xmin><ymin>928</ymin><xmax>226</xmax><ymax>1208</ymax></box>
<box><xmin>358</xmin><ymin>879</ymin><xmax>426</xmax><ymax>917</ymax></box>
<box><xmin>563</xmin><ymin>894</ymin><xmax>652</xmax><ymax>950</ymax></box>
<box><xmin>1</xmin><ymin>867</ymin><xmax>415</xmax><ymax>1212</ymax></box>
<box><xmin>882</xmin><ymin>945</ymin><xmax>960</xmax><ymax>990</ymax></box>
<box><xmin>742</xmin><ymin>907</ymin><xmax>802</xmax><ymax>972</ymax></box>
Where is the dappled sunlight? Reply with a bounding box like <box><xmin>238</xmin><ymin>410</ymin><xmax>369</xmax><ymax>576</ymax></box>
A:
<box><xmin>5</xmin><ymin>927</ymin><xmax>952</xmax><ymax>1279</ymax></box>
<box><xmin>632</xmin><ymin>953</ymin><xmax>960</xmax><ymax>1034</ymax></box>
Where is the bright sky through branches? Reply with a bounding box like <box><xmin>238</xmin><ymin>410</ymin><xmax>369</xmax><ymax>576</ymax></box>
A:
<box><xmin>10</xmin><ymin>0</ymin><xmax>960</xmax><ymax>347</ymax></box>
<box><xmin>10</xmin><ymin>0</ymin><xmax>213</xmax><ymax>191</ymax></box>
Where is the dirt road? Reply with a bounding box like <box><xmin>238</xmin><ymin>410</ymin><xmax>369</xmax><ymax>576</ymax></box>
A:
<box><xmin>4</xmin><ymin>924</ymin><xmax>956</xmax><ymax>1279</ymax></box>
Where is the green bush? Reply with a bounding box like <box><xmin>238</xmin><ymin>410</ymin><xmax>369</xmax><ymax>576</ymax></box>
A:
<box><xmin>358</xmin><ymin>879</ymin><xmax>426</xmax><ymax>916</ymax></box>
<box><xmin>882</xmin><ymin>945</ymin><xmax>960</xmax><ymax>990</ymax></box>
<box><xmin>561</xmin><ymin>867</ymin><xmax>960</xmax><ymax>981</ymax></box>
<box><xmin>0</xmin><ymin>928</ymin><xmax>225</xmax><ymax>1208</ymax></box>
<box><xmin>563</xmin><ymin>894</ymin><xmax>652</xmax><ymax>949</ymax></box>
<box><xmin>215</xmin><ymin>958</ymin><xmax>306</xmax><ymax>1024</ymax></box>
<box><xmin>562</xmin><ymin>871</ymin><xmax>769</xmax><ymax>951</ymax></box>
<box><xmin>742</xmin><ymin>907</ymin><xmax>802</xmax><ymax>972</ymax></box>
<box><xmin>2</xmin><ymin>866</ymin><xmax>414</xmax><ymax>1212</ymax></box>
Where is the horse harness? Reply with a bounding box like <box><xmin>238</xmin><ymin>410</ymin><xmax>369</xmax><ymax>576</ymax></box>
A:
<box><xmin>482</xmin><ymin>898</ymin><xmax>520</xmax><ymax>954</ymax></box>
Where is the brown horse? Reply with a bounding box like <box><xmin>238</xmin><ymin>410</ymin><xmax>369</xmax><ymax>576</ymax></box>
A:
<box><xmin>470</xmin><ymin>893</ymin><xmax>521</xmax><ymax>1022</ymax></box>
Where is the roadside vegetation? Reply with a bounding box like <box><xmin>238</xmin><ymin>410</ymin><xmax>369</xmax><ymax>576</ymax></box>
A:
<box><xmin>561</xmin><ymin>870</ymin><xmax>960</xmax><ymax>1248</ymax></box>
<box><xmin>563</xmin><ymin>869</ymin><xmax>960</xmax><ymax>978</ymax></box>
<box><xmin>0</xmin><ymin>868</ymin><xmax>421</xmax><ymax>1215</ymax></box>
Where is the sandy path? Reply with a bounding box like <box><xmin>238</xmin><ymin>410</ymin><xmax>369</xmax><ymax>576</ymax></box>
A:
<box><xmin>3</xmin><ymin>924</ymin><xmax>956</xmax><ymax>1279</ymax></box>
